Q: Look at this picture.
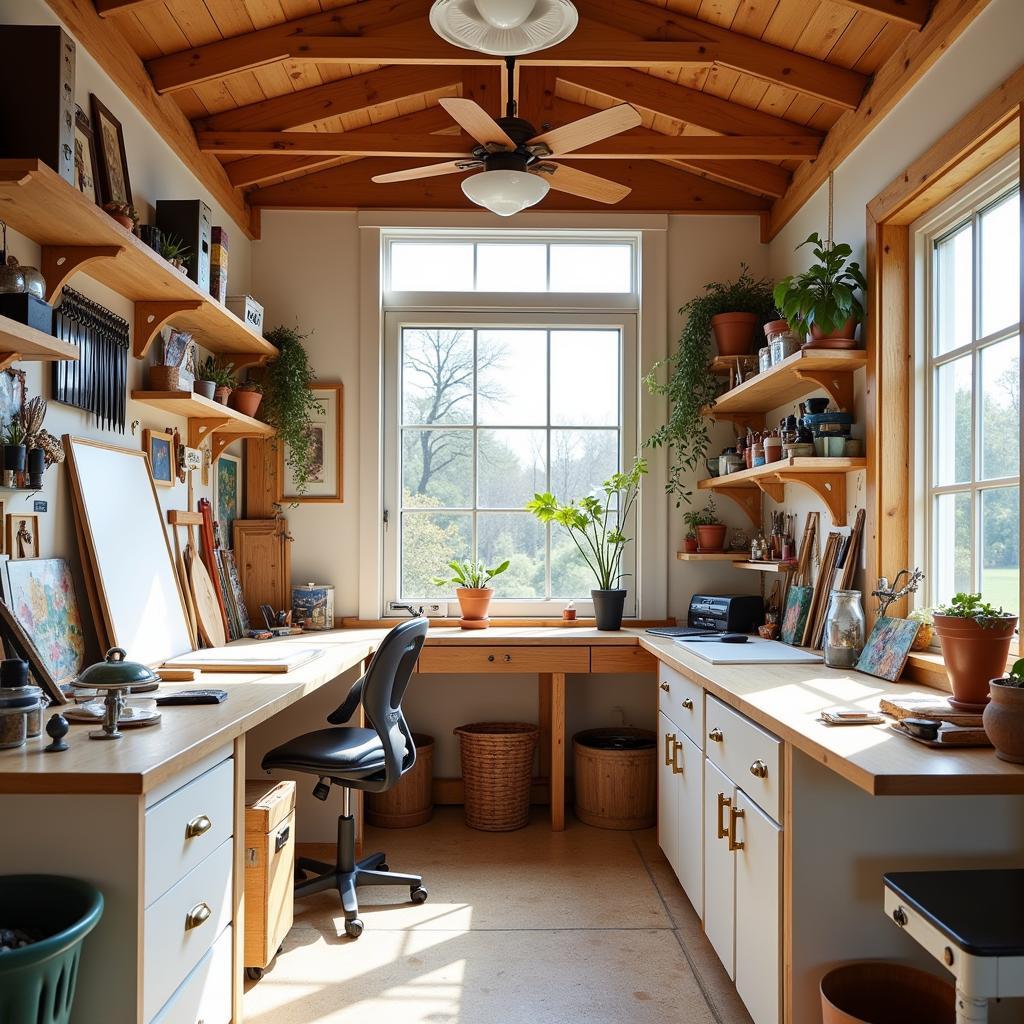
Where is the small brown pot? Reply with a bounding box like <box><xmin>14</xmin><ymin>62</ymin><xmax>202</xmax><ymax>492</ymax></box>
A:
<box><xmin>696</xmin><ymin>524</ymin><xmax>727</xmax><ymax>553</ymax></box>
<box><xmin>933</xmin><ymin>613</ymin><xmax>1018</xmax><ymax>709</ymax></box>
<box><xmin>456</xmin><ymin>587</ymin><xmax>493</xmax><ymax>630</ymax></box>
<box><xmin>810</xmin><ymin>315</ymin><xmax>858</xmax><ymax>341</ymax></box>
<box><xmin>983</xmin><ymin>681</ymin><xmax>1024</xmax><ymax>763</ymax></box>
<box><xmin>110</xmin><ymin>214</ymin><xmax>134</xmax><ymax>231</ymax></box>
<box><xmin>229</xmin><ymin>388</ymin><xmax>263</xmax><ymax>418</ymax></box>
<box><xmin>762</xmin><ymin>319</ymin><xmax>791</xmax><ymax>337</ymax></box>
<box><xmin>213</xmin><ymin>386</ymin><xmax>232</xmax><ymax>406</ymax></box>
<box><xmin>711</xmin><ymin>312</ymin><xmax>759</xmax><ymax>356</ymax></box>
<box><xmin>683</xmin><ymin>536</ymin><xmax>699</xmax><ymax>554</ymax></box>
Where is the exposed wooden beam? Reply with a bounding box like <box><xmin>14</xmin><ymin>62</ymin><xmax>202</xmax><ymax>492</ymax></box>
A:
<box><xmin>581</xmin><ymin>0</ymin><xmax>868</xmax><ymax>109</ymax></box>
<box><xmin>558</xmin><ymin>67</ymin><xmax>821</xmax><ymax>140</ymax></box>
<box><xmin>200</xmin><ymin>129</ymin><xmax>820</xmax><ymax>160</ymax></box>
<box><xmin>830</xmin><ymin>0</ymin><xmax>932</xmax><ymax>29</ymax></box>
<box><xmin>767</xmin><ymin>0</ymin><xmax>995</xmax><ymax>239</ymax></box>
<box><xmin>44</xmin><ymin>0</ymin><xmax>250</xmax><ymax>234</ymax></box>
<box><xmin>195</xmin><ymin>66</ymin><xmax>461</xmax><ymax>132</ymax></box>
<box><xmin>95</xmin><ymin>0</ymin><xmax>161</xmax><ymax>15</ymax></box>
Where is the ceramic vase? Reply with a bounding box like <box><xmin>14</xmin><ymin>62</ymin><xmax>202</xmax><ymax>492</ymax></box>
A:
<box><xmin>983</xmin><ymin>682</ymin><xmax>1024</xmax><ymax>763</ymax></box>
<box><xmin>456</xmin><ymin>587</ymin><xmax>493</xmax><ymax>630</ymax></box>
<box><xmin>933</xmin><ymin>613</ymin><xmax>1018</xmax><ymax>709</ymax></box>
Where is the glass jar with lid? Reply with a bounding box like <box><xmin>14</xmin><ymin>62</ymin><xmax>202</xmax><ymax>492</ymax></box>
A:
<box><xmin>823</xmin><ymin>590</ymin><xmax>865</xmax><ymax>669</ymax></box>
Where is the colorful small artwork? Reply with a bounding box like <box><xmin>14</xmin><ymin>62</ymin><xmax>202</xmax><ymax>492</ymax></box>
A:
<box><xmin>3</xmin><ymin>558</ymin><xmax>86</xmax><ymax>688</ymax></box>
<box><xmin>144</xmin><ymin>429</ymin><xmax>175</xmax><ymax>487</ymax></box>
<box><xmin>855</xmin><ymin>615</ymin><xmax>921</xmax><ymax>682</ymax></box>
<box><xmin>216</xmin><ymin>454</ymin><xmax>241</xmax><ymax>548</ymax></box>
<box><xmin>781</xmin><ymin>585</ymin><xmax>813</xmax><ymax>645</ymax></box>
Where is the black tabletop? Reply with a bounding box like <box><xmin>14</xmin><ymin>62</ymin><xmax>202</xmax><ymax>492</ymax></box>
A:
<box><xmin>884</xmin><ymin>870</ymin><xmax>1024</xmax><ymax>957</ymax></box>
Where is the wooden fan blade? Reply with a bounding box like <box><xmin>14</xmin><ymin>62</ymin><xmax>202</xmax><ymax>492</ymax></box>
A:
<box><xmin>372</xmin><ymin>160</ymin><xmax>475</xmax><ymax>184</ymax></box>
<box><xmin>529</xmin><ymin>104</ymin><xmax>642</xmax><ymax>157</ymax></box>
<box><xmin>439</xmin><ymin>97</ymin><xmax>515</xmax><ymax>149</ymax></box>
<box><xmin>537</xmin><ymin>164</ymin><xmax>631</xmax><ymax>205</ymax></box>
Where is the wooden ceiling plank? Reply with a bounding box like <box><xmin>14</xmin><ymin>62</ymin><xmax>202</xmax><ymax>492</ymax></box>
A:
<box><xmin>829</xmin><ymin>0</ymin><xmax>931</xmax><ymax>30</ymax></box>
<box><xmin>96</xmin><ymin>0</ymin><xmax>163</xmax><ymax>16</ymax></box>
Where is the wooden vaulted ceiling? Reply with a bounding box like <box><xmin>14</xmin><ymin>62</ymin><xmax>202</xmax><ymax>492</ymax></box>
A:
<box><xmin>86</xmin><ymin>0</ymin><xmax>948</xmax><ymax>228</ymax></box>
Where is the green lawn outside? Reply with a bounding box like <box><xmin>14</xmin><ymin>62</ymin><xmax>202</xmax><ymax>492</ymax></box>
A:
<box><xmin>981</xmin><ymin>567</ymin><xmax>1020</xmax><ymax>615</ymax></box>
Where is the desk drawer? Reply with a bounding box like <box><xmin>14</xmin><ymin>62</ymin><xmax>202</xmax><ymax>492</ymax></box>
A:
<box><xmin>705</xmin><ymin>696</ymin><xmax>781</xmax><ymax>822</ymax></box>
<box><xmin>418</xmin><ymin>646</ymin><xmax>589</xmax><ymax>674</ymax></box>
<box><xmin>658</xmin><ymin>662</ymin><xmax>704</xmax><ymax>744</ymax></box>
<box><xmin>144</xmin><ymin>837</ymin><xmax>233</xmax><ymax>1022</ymax></box>
<box><xmin>150</xmin><ymin>925</ymin><xmax>232</xmax><ymax>1024</ymax></box>
<box><xmin>590</xmin><ymin>646</ymin><xmax>657</xmax><ymax>674</ymax></box>
<box><xmin>146</xmin><ymin>758</ymin><xmax>235</xmax><ymax>906</ymax></box>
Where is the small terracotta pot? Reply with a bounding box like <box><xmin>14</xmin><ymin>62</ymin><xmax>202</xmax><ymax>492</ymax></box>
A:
<box><xmin>984</xmin><ymin>681</ymin><xmax>1024</xmax><ymax>763</ymax></box>
<box><xmin>229</xmin><ymin>388</ymin><xmax>263</xmax><ymax>418</ymax></box>
<box><xmin>711</xmin><ymin>312</ymin><xmax>759</xmax><ymax>356</ymax></box>
<box><xmin>758</xmin><ymin>623</ymin><xmax>779</xmax><ymax>640</ymax></box>
<box><xmin>110</xmin><ymin>214</ymin><xmax>134</xmax><ymax>231</ymax></box>
<box><xmin>456</xmin><ymin>587</ymin><xmax>493</xmax><ymax>630</ymax></box>
<box><xmin>683</xmin><ymin>536</ymin><xmax>699</xmax><ymax>554</ymax></box>
<box><xmin>763</xmin><ymin>437</ymin><xmax>783</xmax><ymax>464</ymax></box>
<box><xmin>213</xmin><ymin>386</ymin><xmax>232</xmax><ymax>406</ymax></box>
<box><xmin>810</xmin><ymin>315</ymin><xmax>858</xmax><ymax>341</ymax></box>
<box><xmin>933</xmin><ymin>613</ymin><xmax>1018</xmax><ymax>709</ymax></box>
<box><xmin>696</xmin><ymin>524</ymin><xmax>727</xmax><ymax>553</ymax></box>
<box><xmin>763</xmin><ymin>319</ymin><xmax>791</xmax><ymax>337</ymax></box>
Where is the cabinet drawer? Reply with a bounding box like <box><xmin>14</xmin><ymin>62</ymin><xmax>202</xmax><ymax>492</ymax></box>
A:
<box><xmin>418</xmin><ymin>646</ymin><xmax>589</xmax><ymax>674</ymax></box>
<box><xmin>146</xmin><ymin>758</ymin><xmax>235</xmax><ymax>906</ymax></box>
<box><xmin>658</xmin><ymin>662</ymin><xmax>704</xmax><ymax>744</ymax></box>
<box><xmin>144</xmin><ymin>838</ymin><xmax>233</xmax><ymax>1022</ymax></box>
<box><xmin>150</xmin><ymin>925</ymin><xmax>232</xmax><ymax>1024</ymax></box>
<box><xmin>705</xmin><ymin>697</ymin><xmax>781</xmax><ymax>822</ymax></box>
<box><xmin>590</xmin><ymin>646</ymin><xmax>657</xmax><ymax>673</ymax></box>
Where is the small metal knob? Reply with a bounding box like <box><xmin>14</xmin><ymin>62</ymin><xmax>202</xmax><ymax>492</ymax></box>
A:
<box><xmin>708</xmin><ymin>727</ymin><xmax>723</xmax><ymax>742</ymax></box>
<box><xmin>487</xmin><ymin>654</ymin><xmax>495</xmax><ymax>662</ymax></box>
<box><xmin>943</xmin><ymin>946</ymin><xmax>954</xmax><ymax>966</ymax></box>
<box><xmin>680</xmin><ymin>697</ymin><xmax>694</xmax><ymax>710</ymax></box>
<box><xmin>893</xmin><ymin>906</ymin><xmax>908</xmax><ymax>927</ymax></box>
<box><xmin>749</xmin><ymin>759</ymin><xmax>768</xmax><ymax>779</ymax></box>
<box><xmin>503</xmin><ymin>654</ymin><xmax>512</xmax><ymax>662</ymax></box>
<box><xmin>185</xmin><ymin>902</ymin><xmax>212</xmax><ymax>931</ymax></box>
<box><xmin>660</xmin><ymin>682</ymin><xmax>670</xmax><ymax>692</ymax></box>
<box><xmin>185</xmin><ymin>815</ymin><xmax>212</xmax><ymax>839</ymax></box>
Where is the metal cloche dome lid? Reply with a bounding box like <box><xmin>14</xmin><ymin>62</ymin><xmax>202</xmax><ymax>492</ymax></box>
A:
<box><xmin>73</xmin><ymin>647</ymin><xmax>161</xmax><ymax>690</ymax></box>
<box><xmin>429</xmin><ymin>0</ymin><xmax>578</xmax><ymax>56</ymax></box>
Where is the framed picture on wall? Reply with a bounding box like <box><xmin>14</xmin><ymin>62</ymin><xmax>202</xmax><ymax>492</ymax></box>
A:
<box><xmin>73</xmin><ymin>106</ymin><xmax>100</xmax><ymax>205</ymax></box>
<box><xmin>143</xmin><ymin>429</ymin><xmax>175</xmax><ymax>488</ymax></box>
<box><xmin>6</xmin><ymin>513</ymin><xmax>40</xmax><ymax>560</ymax></box>
<box><xmin>215</xmin><ymin>452</ymin><xmax>241</xmax><ymax>547</ymax></box>
<box><xmin>90</xmin><ymin>94</ymin><xmax>132</xmax><ymax>208</ymax></box>
<box><xmin>281</xmin><ymin>384</ymin><xmax>343</xmax><ymax>503</ymax></box>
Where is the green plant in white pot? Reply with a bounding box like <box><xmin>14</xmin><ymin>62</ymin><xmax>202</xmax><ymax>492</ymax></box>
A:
<box><xmin>526</xmin><ymin>458</ymin><xmax>646</xmax><ymax>631</ymax></box>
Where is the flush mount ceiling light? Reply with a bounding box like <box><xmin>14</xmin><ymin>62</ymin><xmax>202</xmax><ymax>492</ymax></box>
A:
<box><xmin>429</xmin><ymin>0</ymin><xmax>578</xmax><ymax>56</ymax></box>
<box><xmin>461</xmin><ymin>166</ymin><xmax>551</xmax><ymax>217</ymax></box>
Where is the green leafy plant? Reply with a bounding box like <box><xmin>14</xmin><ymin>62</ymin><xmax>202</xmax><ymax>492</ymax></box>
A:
<box><xmin>773</xmin><ymin>232</ymin><xmax>867</xmax><ymax>338</ymax></box>
<box><xmin>682</xmin><ymin>497</ymin><xmax>720</xmax><ymax>538</ymax></box>
<box><xmin>432</xmin><ymin>559</ymin><xmax>510</xmax><ymax>590</ymax></box>
<box><xmin>935</xmin><ymin>592</ymin><xmax>1015</xmax><ymax>627</ymax></box>
<box><xmin>234</xmin><ymin>379</ymin><xmax>263</xmax><ymax>393</ymax></box>
<box><xmin>3</xmin><ymin>419</ymin><xmax>25</xmax><ymax>446</ymax></box>
<box><xmin>160</xmin><ymin>233</ymin><xmax>193</xmax><ymax>269</ymax></box>
<box><xmin>261</xmin><ymin>325</ymin><xmax>320</xmax><ymax>496</ymax></box>
<box><xmin>997</xmin><ymin>659</ymin><xmax>1024</xmax><ymax>687</ymax></box>
<box><xmin>909</xmin><ymin>607</ymin><xmax>934</xmax><ymax>625</ymax></box>
<box><xmin>645</xmin><ymin>264</ymin><xmax>775</xmax><ymax>505</ymax></box>
<box><xmin>526</xmin><ymin>458</ymin><xmax>647</xmax><ymax>591</ymax></box>
<box><xmin>198</xmin><ymin>355</ymin><xmax>237</xmax><ymax>389</ymax></box>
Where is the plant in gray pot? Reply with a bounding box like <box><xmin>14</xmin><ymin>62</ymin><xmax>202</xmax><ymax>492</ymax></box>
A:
<box><xmin>527</xmin><ymin>458</ymin><xmax>647</xmax><ymax>631</ymax></box>
<box><xmin>3</xmin><ymin>417</ymin><xmax>26</xmax><ymax>485</ymax></box>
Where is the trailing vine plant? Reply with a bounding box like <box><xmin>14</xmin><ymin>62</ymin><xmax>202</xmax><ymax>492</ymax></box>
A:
<box><xmin>644</xmin><ymin>264</ymin><xmax>775</xmax><ymax>505</ymax></box>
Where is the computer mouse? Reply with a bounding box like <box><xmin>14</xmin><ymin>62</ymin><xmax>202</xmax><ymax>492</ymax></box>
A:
<box><xmin>719</xmin><ymin>633</ymin><xmax>749</xmax><ymax>644</ymax></box>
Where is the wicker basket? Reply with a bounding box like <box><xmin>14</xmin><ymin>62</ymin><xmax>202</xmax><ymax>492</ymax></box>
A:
<box><xmin>454</xmin><ymin>722</ymin><xmax>538</xmax><ymax>832</ymax></box>
<box><xmin>148</xmin><ymin>364</ymin><xmax>184</xmax><ymax>391</ymax></box>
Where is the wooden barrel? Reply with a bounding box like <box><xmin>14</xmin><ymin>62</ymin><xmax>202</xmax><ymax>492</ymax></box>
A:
<box><xmin>365</xmin><ymin>733</ymin><xmax>434</xmax><ymax>828</ymax></box>
<box><xmin>573</xmin><ymin>728</ymin><xmax>656</xmax><ymax>830</ymax></box>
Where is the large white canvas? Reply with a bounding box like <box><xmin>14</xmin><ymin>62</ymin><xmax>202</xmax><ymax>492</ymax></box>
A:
<box><xmin>66</xmin><ymin>437</ymin><xmax>193</xmax><ymax>665</ymax></box>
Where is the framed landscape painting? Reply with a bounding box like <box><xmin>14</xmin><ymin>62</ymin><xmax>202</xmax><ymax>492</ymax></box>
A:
<box><xmin>281</xmin><ymin>383</ymin><xmax>343</xmax><ymax>503</ymax></box>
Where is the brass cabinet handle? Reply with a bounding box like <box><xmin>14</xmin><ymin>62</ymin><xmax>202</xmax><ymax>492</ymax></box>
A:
<box><xmin>716</xmin><ymin>792</ymin><xmax>731</xmax><ymax>839</ymax></box>
<box><xmin>680</xmin><ymin>697</ymin><xmax>694</xmax><ymax>710</ymax></box>
<box><xmin>185</xmin><ymin>901</ymin><xmax>212</xmax><ymax>931</ymax></box>
<box><xmin>185</xmin><ymin>814</ymin><xmax>212</xmax><ymax>839</ymax></box>
<box><xmin>749</xmin><ymin>759</ymin><xmax>768</xmax><ymax>779</ymax></box>
<box><xmin>708</xmin><ymin>727</ymin><xmax>723</xmax><ymax>742</ymax></box>
<box><xmin>660</xmin><ymin>682</ymin><xmax>670</xmax><ymax>692</ymax></box>
<box><xmin>664</xmin><ymin>731</ymin><xmax>677</xmax><ymax>766</ymax></box>
<box><xmin>671</xmin><ymin>739</ymin><xmax>684</xmax><ymax>775</ymax></box>
<box><xmin>728</xmin><ymin>806</ymin><xmax>745</xmax><ymax>852</ymax></box>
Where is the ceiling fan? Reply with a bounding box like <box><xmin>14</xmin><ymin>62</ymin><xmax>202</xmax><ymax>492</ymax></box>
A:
<box><xmin>371</xmin><ymin>58</ymin><xmax>642</xmax><ymax>216</ymax></box>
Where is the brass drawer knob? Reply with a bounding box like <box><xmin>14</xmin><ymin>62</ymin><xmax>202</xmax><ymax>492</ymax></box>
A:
<box><xmin>708</xmin><ymin>727</ymin><xmax>723</xmax><ymax>742</ymax></box>
<box><xmin>185</xmin><ymin>814</ymin><xmax>212</xmax><ymax>839</ymax></box>
<box><xmin>660</xmin><ymin>682</ymin><xmax>670</xmax><ymax>692</ymax></box>
<box><xmin>680</xmin><ymin>697</ymin><xmax>694</xmax><ymax>710</ymax></box>
<box><xmin>185</xmin><ymin>901</ymin><xmax>212</xmax><ymax>931</ymax></box>
<box><xmin>749</xmin><ymin>759</ymin><xmax>768</xmax><ymax>779</ymax></box>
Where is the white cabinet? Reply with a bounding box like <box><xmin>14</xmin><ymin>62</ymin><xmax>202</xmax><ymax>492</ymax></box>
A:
<box><xmin>658</xmin><ymin>711</ymin><xmax>680</xmax><ymax>877</ymax></box>
<box><xmin>703</xmin><ymin>758</ymin><xmax>736</xmax><ymax>975</ymax></box>
<box><xmin>659</xmin><ymin>709</ymin><xmax>704</xmax><ymax>917</ymax></box>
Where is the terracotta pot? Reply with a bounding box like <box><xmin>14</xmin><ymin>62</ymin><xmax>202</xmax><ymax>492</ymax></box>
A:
<box><xmin>711</xmin><ymin>312</ymin><xmax>759</xmax><ymax>356</ymax></box>
<box><xmin>933</xmin><ymin>613</ymin><xmax>1018</xmax><ymax>709</ymax></box>
<box><xmin>762</xmin><ymin>319</ymin><xmax>791</xmax><ymax>337</ymax></box>
<box><xmin>213</xmin><ymin>386</ymin><xmax>232</xmax><ymax>406</ymax></box>
<box><xmin>810</xmin><ymin>315</ymin><xmax>858</xmax><ymax>342</ymax></box>
<box><xmin>110</xmin><ymin>214</ymin><xmax>134</xmax><ymax>231</ymax></box>
<box><xmin>983</xmin><ymin>681</ymin><xmax>1024</xmax><ymax>763</ymax></box>
<box><xmin>683</xmin><ymin>536</ymin><xmax>699</xmax><ymax>554</ymax></box>
<box><xmin>820</xmin><ymin>962</ymin><xmax>954</xmax><ymax>1024</ymax></box>
<box><xmin>229</xmin><ymin>388</ymin><xmax>263</xmax><ymax>418</ymax></box>
<box><xmin>696</xmin><ymin>524</ymin><xmax>727</xmax><ymax>553</ymax></box>
<box><xmin>456</xmin><ymin>587</ymin><xmax>493</xmax><ymax>630</ymax></box>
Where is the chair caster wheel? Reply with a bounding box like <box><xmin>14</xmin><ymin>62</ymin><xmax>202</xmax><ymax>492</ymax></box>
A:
<box><xmin>245</xmin><ymin>967</ymin><xmax>264</xmax><ymax>981</ymax></box>
<box><xmin>411</xmin><ymin>886</ymin><xmax>428</xmax><ymax>904</ymax></box>
<box><xmin>345</xmin><ymin>917</ymin><xmax>364</xmax><ymax>938</ymax></box>
<box><xmin>378</xmin><ymin>863</ymin><xmax>389</xmax><ymax>871</ymax></box>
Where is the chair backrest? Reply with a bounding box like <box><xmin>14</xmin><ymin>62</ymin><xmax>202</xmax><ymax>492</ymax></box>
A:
<box><xmin>358</xmin><ymin>617</ymin><xmax>428</xmax><ymax>790</ymax></box>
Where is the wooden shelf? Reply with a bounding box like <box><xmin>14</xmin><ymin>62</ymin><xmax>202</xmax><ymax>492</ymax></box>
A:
<box><xmin>0</xmin><ymin>160</ymin><xmax>275</xmax><ymax>364</ymax></box>
<box><xmin>131</xmin><ymin>390</ymin><xmax>274</xmax><ymax>460</ymax></box>
<box><xmin>0</xmin><ymin>313</ymin><xmax>79</xmax><ymax>370</ymax></box>
<box><xmin>707</xmin><ymin>348</ymin><xmax>867</xmax><ymax>422</ymax></box>
<box><xmin>732</xmin><ymin>561</ymin><xmax>797</xmax><ymax>573</ymax></box>
<box><xmin>676</xmin><ymin>551</ymin><xmax>748</xmax><ymax>561</ymax></box>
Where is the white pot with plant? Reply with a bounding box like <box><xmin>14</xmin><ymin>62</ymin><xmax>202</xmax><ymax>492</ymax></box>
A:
<box><xmin>432</xmin><ymin>559</ymin><xmax>510</xmax><ymax>630</ymax></box>
<box><xmin>527</xmin><ymin>458</ymin><xmax>646</xmax><ymax>631</ymax></box>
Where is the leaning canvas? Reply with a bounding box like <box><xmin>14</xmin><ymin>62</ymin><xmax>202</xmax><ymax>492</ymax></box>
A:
<box><xmin>855</xmin><ymin>615</ymin><xmax>920</xmax><ymax>682</ymax></box>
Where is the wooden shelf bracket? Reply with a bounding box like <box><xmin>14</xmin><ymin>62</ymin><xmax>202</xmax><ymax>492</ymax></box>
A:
<box><xmin>709</xmin><ymin>411</ymin><xmax>765</xmax><ymax>434</ymax></box>
<box><xmin>134</xmin><ymin>300</ymin><xmax>204</xmax><ymax>359</ymax></box>
<box><xmin>41</xmin><ymin>244</ymin><xmax>124</xmax><ymax>302</ymax></box>
<box><xmin>0</xmin><ymin>353</ymin><xmax>22</xmax><ymax>372</ymax></box>
<box><xmin>188</xmin><ymin>416</ymin><xmax>233</xmax><ymax>451</ymax></box>
<box><xmin>711</xmin><ymin>484</ymin><xmax>762</xmax><ymax>527</ymax></box>
<box><xmin>793</xmin><ymin>369</ymin><xmax>855</xmax><ymax>411</ymax></box>
<box><xmin>771</xmin><ymin>470</ymin><xmax>848</xmax><ymax>525</ymax></box>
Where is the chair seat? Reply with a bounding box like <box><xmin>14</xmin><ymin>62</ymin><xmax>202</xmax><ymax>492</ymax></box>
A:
<box><xmin>262</xmin><ymin>727</ymin><xmax>399</xmax><ymax>780</ymax></box>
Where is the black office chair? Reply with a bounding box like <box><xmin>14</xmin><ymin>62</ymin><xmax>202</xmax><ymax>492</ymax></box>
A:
<box><xmin>261</xmin><ymin>617</ymin><xmax>429</xmax><ymax>938</ymax></box>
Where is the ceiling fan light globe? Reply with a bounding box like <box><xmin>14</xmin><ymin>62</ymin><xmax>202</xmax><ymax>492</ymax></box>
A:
<box><xmin>461</xmin><ymin>169</ymin><xmax>550</xmax><ymax>216</ymax></box>
<box><xmin>474</xmin><ymin>0</ymin><xmax>537</xmax><ymax>29</ymax></box>
<box><xmin>429</xmin><ymin>0</ymin><xmax>577</xmax><ymax>56</ymax></box>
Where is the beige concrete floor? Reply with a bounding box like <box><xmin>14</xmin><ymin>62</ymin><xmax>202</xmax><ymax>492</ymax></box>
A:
<box><xmin>243</xmin><ymin>808</ymin><xmax>753</xmax><ymax>1024</ymax></box>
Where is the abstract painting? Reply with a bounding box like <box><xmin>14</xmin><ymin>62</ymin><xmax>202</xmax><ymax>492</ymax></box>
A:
<box><xmin>781</xmin><ymin>585</ymin><xmax>813</xmax><ymax>645</ymax></box>
<box><xmin>216</xmin><ymin>453</ymin><xmax>241</xmax><ymax>548</ymax></box>
<box><xmin>855</xmin><ymin>615</ymin><xmax>921</xmax><ymax>682</ymax></box>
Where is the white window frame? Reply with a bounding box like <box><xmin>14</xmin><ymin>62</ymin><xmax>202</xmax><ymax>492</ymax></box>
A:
<box><xmin>911</xmin><ymin>152</ymin><xmax>1020</xmax><ymax>617</ymax></box>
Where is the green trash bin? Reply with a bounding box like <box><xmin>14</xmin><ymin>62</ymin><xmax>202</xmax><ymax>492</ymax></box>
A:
<box><xmin>0</xmin><ymin>875</ymin><xmax>104</xmax><ymax>1024</ymax></box>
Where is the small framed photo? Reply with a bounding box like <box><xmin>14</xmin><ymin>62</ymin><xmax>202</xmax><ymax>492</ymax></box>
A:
<box><xmin>90</xmin><ymin>94</ymin><xmax>132</xmax><ymax>208</ymax></box>
<box><xmin>282</xmin><ymin>383</ymin><xmax>343</xmax><ymax>503</ymax></box>
<box><xmin>73</xmin><ymin>106</ymin><xmax>100</xmax><ymax>205</ymax></box>
<box><xmin>143</xmin><ymin>429</ymin><xmax>175</xmax><ymax>488</ymax></box>
<box><xmin>215</xmin><ymin>452</ymin><xmax>242</xmax><ymax>547</ymax></box>
<box><xmin>6</xmin><ymin>513</ymin><xmax>40</xmax><ymax>560</ymax></box>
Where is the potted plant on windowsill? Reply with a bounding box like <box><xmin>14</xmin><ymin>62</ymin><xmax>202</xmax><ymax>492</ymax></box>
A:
<box><xmin>432</xmin><ymin>559</ymin><xmax>510</xmax><ymax>630</ymax></box>
<box><xmin>526</xmin><ymin>458</ymin><xmax>647</xmax><ymax>631</ymax></box>
<box><xmin>984</xmin><ymin>660</ymin><xmax>1024</xmax><ymax>763</ymax></box>
<box><xmin>932</xmin><ymin>593</ymin><xmax>1019</xmax><ymax>710</ymax></box>
<box><xmin>229</xmin><ymin>379</ymin><xmax>263</xmax><ymax>419</ymax></box>
<box><xmin>773</xmin><ymin>233</ymin><xmax>867</xmax><ymax>348</ymax></box>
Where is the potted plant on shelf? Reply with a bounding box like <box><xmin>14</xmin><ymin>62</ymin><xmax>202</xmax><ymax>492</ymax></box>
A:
<box><xmin>526</xmin><ymin>458</ymin><xmax>646</xmax><ymax>631</ymax></box>
<box><xmin>773</xmin><ymin>233</ymin><xmax>867</xmax><ymax>347</ymax></box>
<box><xmin>432</xmin><ymin>559</ymin><xmax>510</xmax><ymax>630</ymax></box>
<box><xmin>193</xmin><ymin>361</ymin><xmax>218</xmax><ymax>401</ymax></box>
<box><xmin>681</xmin><ymin>508</ymin><xmax>701</xmax><ymax>554</ymax></box>
<box><xmin>103</xmin><ymin>201</ymin><xmax>138</xmax><ymax>232</ymax></box>
<box><xmin>984</xmin><ymin>659</ymin><xmax>1024</xmax><ymax>763</ymax></box>
<box><xmin>692</xmin><ymin>497</ymin><xmax>727</xmax><ymax>553</ymax></box>
<box><xmin>229</xmin><ymin>379</ymin><xmax>263</xmax><ymax>418</ymax></box>
<box><xmin>3</xmin><ymin>418</ymin><xmax>26</xmax><ymax>486</ymax></box>
<box><xmin>645</xmin><ymin>264</ymin><xmax>774</xmax><ymax>507</ymax></box>
<box><xmin>932</xmin><ymin>593</ymin><xmax>1019</xmax><ymax>710</ymax></box>
<box><xmin>199</xmin><ymin>355</ymin><xmax>237</xmax><ymax>405</ymax></box>
<box><xmin>20</xmin><ymin>396</ymin><xmax>47</xmax><ymax>489</ymax></box>
<box><xmin>160</xmin><ymin>234</ymin><xmax>192</xmax><ymax>274</ymax></box>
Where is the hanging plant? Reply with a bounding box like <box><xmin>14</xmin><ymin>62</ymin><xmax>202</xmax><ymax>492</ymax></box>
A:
<box><xmin>260</xmin><ymin>325</ymin><xmax>320</xmax><ymax>495</ymax></box>
<box><xmin>644</xmin><ymin>264</ymin><xmax>775</xmax><ymax>505</ymax></box>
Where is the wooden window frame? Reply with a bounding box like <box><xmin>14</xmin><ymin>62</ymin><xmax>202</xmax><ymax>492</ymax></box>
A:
<box><xmin>865</xmin><ymin>66</ymin><xmax>1024</xmax><ymax>686</ymax></box>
